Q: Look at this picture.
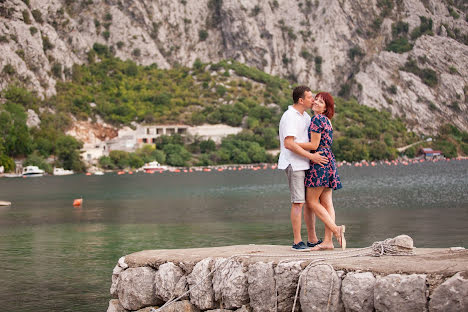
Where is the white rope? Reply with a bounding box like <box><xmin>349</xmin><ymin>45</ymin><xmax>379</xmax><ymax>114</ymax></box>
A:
<box><xmin>150</xmin><ymin>238</ymin><xmax>413</xmax><ymax>312</ymax></box>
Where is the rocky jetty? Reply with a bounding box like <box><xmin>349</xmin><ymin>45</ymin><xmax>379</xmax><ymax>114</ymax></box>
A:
<box><xmin>107</xmin><ymin>235</ymin><xmax>468</xmax><ymax>312</ymax></box>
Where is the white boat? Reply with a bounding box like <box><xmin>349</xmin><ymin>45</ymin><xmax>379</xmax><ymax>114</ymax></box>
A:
<box><xmin>94</xmin><ymin>171</ymin><xmax>104</xmax><ymax>175</ymax></box>
<box><xmin>141</xmin><ymin>161</ymin><xmax>168</xmax><ymax>173</ymax></box>
<box><xmin>22</xmin><ymin>166</ymin><xmax>45</xmax><ymax>177</ymax></box>
<box><xmin>0</xmin><ymin>201</ymin><xmax>11</xmax><ymax>206</ymax></box>
<box><xmin>3</xmin><ymin>173</ymin><xmax>22</xmax><ymax>178</ymax></box>
<box><xmin>53</xmin><ymin>167</ymin><xmax>74</xmax><ymax>176</ymax></box>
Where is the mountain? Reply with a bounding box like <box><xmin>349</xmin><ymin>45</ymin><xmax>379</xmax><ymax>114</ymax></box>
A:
<box><xmin>0</xmin><ymin>0</ymin><xmax>467</xmax><ymax>134</ymax></box>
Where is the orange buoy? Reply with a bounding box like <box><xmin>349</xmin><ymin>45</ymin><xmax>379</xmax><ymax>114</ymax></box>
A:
<box><xmin>85</xmin><ymin>172</ymin><xmax>92</xmax><ymax>176</ymax></box>
<box><xmin>73</xmin><ymin>198</ymin><xmax>83</xmax><ymax>207</ymax></box>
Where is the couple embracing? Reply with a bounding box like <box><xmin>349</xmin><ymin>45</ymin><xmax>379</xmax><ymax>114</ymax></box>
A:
<box><xmin>278</xmin><ymin>86</ymin><xmax>346</xmax><ymax>251</ymax></box>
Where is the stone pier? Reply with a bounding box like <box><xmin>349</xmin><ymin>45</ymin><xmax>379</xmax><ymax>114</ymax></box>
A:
<box><xmin>107</xmin><ymin>236</ymin><xmax>468</xmax><ymax>312</ymax></box>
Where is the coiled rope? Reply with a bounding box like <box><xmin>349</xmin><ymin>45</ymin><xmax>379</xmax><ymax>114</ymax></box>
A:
<box><xmin>150</xmin><ymin>238</ymin><xmax>413</xmax><ymax>312</ymax></box>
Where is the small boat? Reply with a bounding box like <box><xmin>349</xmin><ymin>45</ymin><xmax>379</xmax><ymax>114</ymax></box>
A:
<box><xmin>0</xmin><ymin>201</ymin><xmax>11</xmax><ymax>206</ymax></box>
<box><xmin>22</xmin><ymin>166</ymin><xmax>44</xmax><ymax>177</ymax></box>
<box><xmin>141</xmin><ymin>161</ymin><xmax>167</xmax><ymax>173</ymax></box>
<box><xmin>3</xmin><ymin>173</ymin><xmax>22</xmax><ymax>178</ymax></box>
<box><xmin>94</xmin><ymin>171</ymin><xmax>104</xmax><ymax>176</ymax></box>
<box><xmin>53</xmin><ymin>167</ymin><xmax>74</xmax><ymax>176</ymax></box>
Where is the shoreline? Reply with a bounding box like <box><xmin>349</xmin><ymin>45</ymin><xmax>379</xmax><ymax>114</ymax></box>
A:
<box><xmin>1</xmin><ymin>157</ymin><xmax>467</xmax><ymax>177</ymax></box>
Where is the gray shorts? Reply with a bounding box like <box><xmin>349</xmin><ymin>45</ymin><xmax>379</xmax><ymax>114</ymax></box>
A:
<box><xmin>285</xmin><ymin>165</ymin><xmax>306</xmax><ymax>203</ymax></box>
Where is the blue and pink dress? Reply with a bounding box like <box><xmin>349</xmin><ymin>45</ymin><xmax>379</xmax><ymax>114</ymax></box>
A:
<box><xmin>304</xmin><ymin>114</ymin><xmax>342</xmax><ymax>190</ymax></box>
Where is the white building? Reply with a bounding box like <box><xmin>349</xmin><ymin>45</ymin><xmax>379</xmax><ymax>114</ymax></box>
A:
<box><xmin>80</xmin><ymin>124</ymin><xmax>243</xmax><ymax>163</ymax></box>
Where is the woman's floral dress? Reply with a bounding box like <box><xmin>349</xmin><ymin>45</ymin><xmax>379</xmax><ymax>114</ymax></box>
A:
<box><xmin>305</xmin><ymin>114</ymin><xmax>342</xmax><ymax>190</ymax></box>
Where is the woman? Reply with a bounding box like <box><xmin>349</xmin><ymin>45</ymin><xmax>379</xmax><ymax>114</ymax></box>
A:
<box><xmin>298</xmin><ymin>92</ymin><xmax>346</xmax><ymax>250</ymax></box>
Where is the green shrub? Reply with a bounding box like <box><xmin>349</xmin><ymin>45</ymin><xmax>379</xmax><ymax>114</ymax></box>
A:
<box><xmin>410</xmin><ymin>16</ymin><xmax>433</xmax><ymax>40</ymax></box>
<box><xmin>29</xmin><ymin>26</ymin><xmax>38</xmax><ymax>35</ymax></box>
<box><xmin>348</xmin><ymin>46</ymin><xmax>364</xmax><ymax>60</ymax></box>
<box><xmin>391</xmin><ymin>21</ymin><xmax>409</xmax><ymax>37</ymax></box>
<box><xmin>314</xmin><ymin>56</ymin><xmax>322</xmax><ymax>74</ymax></box>
<box><xmin>386</xmin><ymin>37</ymin><xmax>413</xmax><ymax>53</ymax></box>
<box><xmin>102</xmin><ymin>30</ymin><xmax>110</xmax><ymax>40</ymax></box>
<box><xmin>51</xmin><ymin>62</ymin><xmax>62</xmax><ymax>78</ymax></box>
<box><xmin>42</xmin><ymin>36</ymin><xmax>54</xmax><ymax>51</ymax></box>
<box><xmin>22</xmin><ymin>10</ymin><xmax>31</xmax><ymax>24</ymax></box>
<box><xmin>199</xmin><ymin>29</ymin><xmax>208</xmax><ymax>41</ymax></box>
<box><xmin>448</xmin><ymin>6</ymin><xmax>460</xmax><ymax>19</ymax></box>
<box><xmin>104</xmin><ymin>12</ymin><xmax>112</xmax><ymax>21</ymax></box>
<box><xmin>31</xmin><ymin>9</ymin><xmax>43</xmax><ymax>23</ymax></box>
<box><xmin>3</xmin><ymin>64</ymin><xmax>16</xmax><ymax>75</ymax></box>
<box><xmin>132</xmin><ymin>48</ymin><xmax>141</xmax><ymax>57</ymax></box>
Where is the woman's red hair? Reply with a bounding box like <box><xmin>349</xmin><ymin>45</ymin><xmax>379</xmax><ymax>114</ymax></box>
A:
<box><xmin>315</xmin><ymin>92</ymin><xmax>335</xmax><ymax>119</ymax></box>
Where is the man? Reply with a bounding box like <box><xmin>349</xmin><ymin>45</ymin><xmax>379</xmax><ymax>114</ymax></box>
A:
<box><xmin>278</xmin><ymin>86</ymin><xmax>328</xmax><ymax>251</ymax></box>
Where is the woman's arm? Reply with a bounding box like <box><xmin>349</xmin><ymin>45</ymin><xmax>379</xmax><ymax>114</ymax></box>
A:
<box><xmin>297</xmin><ymin>132</ymin><xmax>321</xmax><ymax>150</ymax></box>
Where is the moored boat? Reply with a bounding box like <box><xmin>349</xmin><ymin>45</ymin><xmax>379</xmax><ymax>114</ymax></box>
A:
<box><xmin>22</xmin><ymin>166</ymin><xmax>45</xmax><ymax>177</ymax></box>
<box><xmin>53</xmin><ymin>167</ymin><xmax>74</xmax><ymax>176</ymax></box>
<box><xmin>141</xmin><ymin>161</ymin><xmax>168</xmax><ymax>173</ymax></box>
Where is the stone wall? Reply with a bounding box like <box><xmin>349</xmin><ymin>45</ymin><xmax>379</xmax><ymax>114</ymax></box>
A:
<box><xmin>107</xmin><ymin>255</ymin><xmax>468</xmax><ymax>312</ymax></box>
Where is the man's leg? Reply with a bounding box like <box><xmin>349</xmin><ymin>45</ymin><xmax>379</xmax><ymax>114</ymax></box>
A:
<box><xmin>291</xmin><ymin>202</ymin><xmax>303</xmax><ymax>244</ymax></box>
<box><xmin>286</xmin><ymin>165</ymin><xmax>306</xmax><ymax>244</ymax></box>
<box><xmin>304</xmin><ymin>202</ymin><xmax>319</xmax><ymax>243</ymax></box>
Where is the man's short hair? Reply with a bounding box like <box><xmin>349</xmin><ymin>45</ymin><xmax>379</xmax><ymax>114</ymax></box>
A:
<box><xmin>292</xmin><ymin>86</ymin><xmax>311</xmax><ymax>104</ymax></box>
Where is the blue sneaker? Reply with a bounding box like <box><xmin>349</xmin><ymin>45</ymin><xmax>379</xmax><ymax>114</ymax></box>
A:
<box><xmin>291</xmin><ymin>241</ymin><xmax>309</xmax><ymax>252</ymax></box>
<box><xmin>307</xmin><ymin>239</ymin><xmax>323</xmax><ymax>247</ymax></box>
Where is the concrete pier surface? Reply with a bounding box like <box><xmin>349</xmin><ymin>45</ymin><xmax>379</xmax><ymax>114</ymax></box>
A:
<box><xmin>124</xmin><ymin>245</ymin><xmax>468</xmax><ymax>276</ymax></box>
<box><xmin>108</xmin><ymin>237</ymin><xmax>468</xmax><ymax>312</ymax></box>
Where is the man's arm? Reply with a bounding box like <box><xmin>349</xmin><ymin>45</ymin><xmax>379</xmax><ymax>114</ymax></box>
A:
<box><xmin>284</xmin><ymin>136</ymin><xmax>328</xmax><ymax>166</ymax></box>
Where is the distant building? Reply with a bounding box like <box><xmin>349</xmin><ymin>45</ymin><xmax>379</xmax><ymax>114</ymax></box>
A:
<box><xmin>419</xmin><ymin>148</ymin><xmax>443</xmax><ymax>160</ymax></box>
<box><xmin>80</xmin><ymin>124</ymin><xmax>242</xmax><ymax>163</ymax></box>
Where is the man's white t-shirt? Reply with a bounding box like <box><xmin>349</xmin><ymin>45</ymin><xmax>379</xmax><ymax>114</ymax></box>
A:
<box><xmin>278</xmin><ymin>105</ymin><xmax>311</xmax><ymax>171</ymax></box>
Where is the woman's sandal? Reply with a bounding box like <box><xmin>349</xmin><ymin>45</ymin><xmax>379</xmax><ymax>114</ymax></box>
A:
<box><xmin>336</xmin><ymin>225</ymin><xmax>346</xmax><ymax>250</ymax></box>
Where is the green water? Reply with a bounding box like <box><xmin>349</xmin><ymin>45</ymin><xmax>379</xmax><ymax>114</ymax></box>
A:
<box><xmin>0</xmin><ymin>160</ymin><xmax>467</xmax><ymax>311</ymax></box>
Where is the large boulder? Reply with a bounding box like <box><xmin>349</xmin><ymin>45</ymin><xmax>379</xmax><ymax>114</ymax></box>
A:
<box><xmin>187</xmin><ymin>258</ymin><xmax>216</xmax><ymax>310</ymax></box>
<box><xmin>274</xmin><ymin>261</ymin><xmax>303</xmax><ymax>312</ymax></box>
<box><xmin>341</xmin><ymin>272</ymin><xmax>376</xmax><ymax>312</ymax></box>
<box><xmin>107</xmin><ymin>299</ymin><xmax>126</xmax><ymax>312</ymax></box>
<box><xmin>299</xmin><ymin>264</ymin><xmax>344</xmax><ymax>312</ymax></box>
<box><xmin>117</xmin><ymin>267</ymin><xmax>161</xmax><ymax>311</ymax></box>
<box><xmin>247</xmin><ymin>262</ymin><xmax>276</xmax><ymax>312</ymax></box>
<box><xmin>374</xmin><ymin>274</ymin><xmax>427</xmax><ymax>312</ymax></box>
<box><xmin>111</xmin><ymin>265</ymin><xmax>124</xmax><ymax>298</ymax></box>
<box><xmin>135</xmin><ymin>300</ymin><xmax>200</xmax><ymax>312</ymax></box>
<box><xmin>212</xmin><ymin>258</ymin><xmax>249</xmax><ymax>309</ymax></box>
<box><xmin>429</xmin><ymin>271</ymin><xmax>468</xmax><ymax>312</ymax></box>
<box><xmin>154</xmin><ymin>262</ymin><xmax>189</xmax><ymax>302</ymax></box>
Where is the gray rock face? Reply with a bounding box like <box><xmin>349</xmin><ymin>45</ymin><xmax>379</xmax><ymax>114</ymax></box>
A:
<box><xmin>107</xmin><ymin>299</ymin><xmax>126</xmax><ymax>312</ymax></box>
<box><xmin>299</xmin><ymin>264</ymin><xmax>344</xmax><ymax>312</ymax></box>
<box><xmin>374</xmin><ymin>274</ymin><xmax>427</xmax><ymax>312</ymax></box>
<box><xmin>247</xmin><ymin>262</ymin><xmax>276</xmax><ymax>312</ymax></box>
<box><xmin>1</xmin><ymin>0</ymin><xmax>467</xmax><ymax>134</ymax></box>
<box><xmin>187</xmin><ymin>258</ymin><xmax>216</xmax><ymax>310</ymax></box>
<box><xmin>212</xmin><ymin>258</ymin><xmax>249</xmax><ymax>309</ymax></box>
<box><xmin>274</xmin><ymin>261</ymin><xmax>303</xmax><ymax>312</ymax></box>
<box><xmin>429</xmin><ymin>271</ymin><xmax>468</xmax><ymax>312</ymax></box>
<box><xmin>117</xmin><ymin>267</ymin><xmax>161</xmax><ymax>311</ymax></box>
<box><xmin>154</xmin><ymin>262</ymin><xmax>189</xmax><ymax>302</ymax></box>
<box><xmin>341</xmin><ymin>272</ymin><xmax>376</xmax><ymax>312</ymax></box>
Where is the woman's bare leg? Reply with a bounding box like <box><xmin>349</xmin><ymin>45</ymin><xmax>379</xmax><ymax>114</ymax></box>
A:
<box><xmin>306</xmin><ymin>187</ymin><xmax>343</xmax><ymax>247</ymax></box>
<box><xmin>317</xmin><ymin>188</ymin><xmax>335</xmax><ymax>248</ymax></box>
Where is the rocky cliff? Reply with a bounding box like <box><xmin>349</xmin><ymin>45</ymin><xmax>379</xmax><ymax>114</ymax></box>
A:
<box><xmin>0</xmin><ymin>0</ymin><xmax>467</xmax><ymax>134</ymax></box>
